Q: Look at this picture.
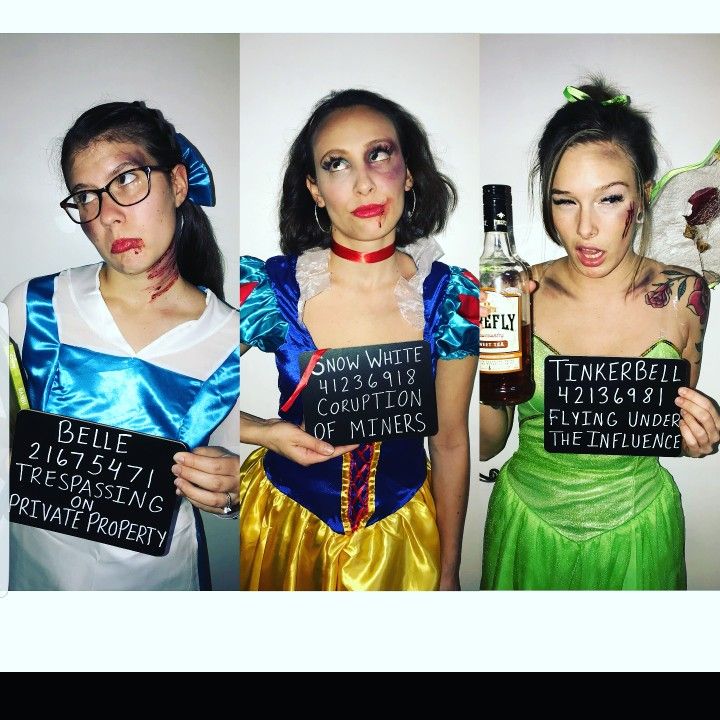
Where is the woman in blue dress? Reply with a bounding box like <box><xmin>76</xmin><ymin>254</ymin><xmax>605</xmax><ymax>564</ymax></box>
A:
<box><xmin>6</xmin><ymin>101</ymin><xmax>240</xmax><ymax>590</ymax></box>
<box><xmin>240</xmin><ymin>89</ymin><xmax>479</xmax><ymax>590</ymax></box>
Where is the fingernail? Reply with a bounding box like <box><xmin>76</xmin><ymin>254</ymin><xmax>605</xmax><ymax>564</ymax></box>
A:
<box><xmin>171</xmin><ymin>465</ymin><xmax>181</xmax><ymax>476</ymax></box>
<box><xmin>173</xmin><ymin>453</ymin><xmax>185</xmax><ymax>463</ymax></box>
<box><xmin>322</xmin><ymin>445</ymin><xmax>334</xmax><ymax>455</ymax></box>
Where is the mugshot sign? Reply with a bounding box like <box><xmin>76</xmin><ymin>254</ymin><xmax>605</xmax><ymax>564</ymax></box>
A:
<box><xmin>9</xmin><ymin>410</ymin><xmax>186</xmax><ymax>556</ymax></box>
<box><xmin>300</xmin><ymin>340</ymin><xmax>438</xmax><ymax>445</ymax></box>
<box><xmin>544</xmin><ymin>355</ymin><xmax>690</xmax><ymax>456</ymax></box>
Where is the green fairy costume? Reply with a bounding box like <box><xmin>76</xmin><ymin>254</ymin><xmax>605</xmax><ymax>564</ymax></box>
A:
<box><xmin>481</xmin><ymin>336</ymin><xmax>686</xmax><ymax>590</ymax></box>
<box><xmin>481</xmin><ymin>130</ymin><xmax>720</xmax><ymax>590</ymax></box>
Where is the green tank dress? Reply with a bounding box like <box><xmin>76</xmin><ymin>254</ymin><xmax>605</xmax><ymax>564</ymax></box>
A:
<box><xmin>481</xmin><ymin>335</ymin><xmax>686</xmax><ymax>590</ymax></box>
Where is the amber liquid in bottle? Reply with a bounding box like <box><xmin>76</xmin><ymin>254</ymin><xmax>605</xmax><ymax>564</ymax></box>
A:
<box><xmin>479</xmin><ymin>185</ymin><xmax>535</xmax><ymax>405</ymax></box>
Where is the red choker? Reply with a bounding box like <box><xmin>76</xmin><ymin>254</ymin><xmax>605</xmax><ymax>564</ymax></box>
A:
<box><xmin>330</xmin><ymin>239</ymin><xmax>396</xmax><ymax>263</ymax></box>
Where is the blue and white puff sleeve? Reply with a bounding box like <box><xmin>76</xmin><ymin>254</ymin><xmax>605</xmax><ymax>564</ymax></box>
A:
<box><xmin>240</xmin><ymin>256</ymin><xmax>288</xmax><ymax>353</ymax></box>
<box><xmin>435</xmin><ymin>266</ymin><xmax>480</xmax><ymax>360</ymax></box>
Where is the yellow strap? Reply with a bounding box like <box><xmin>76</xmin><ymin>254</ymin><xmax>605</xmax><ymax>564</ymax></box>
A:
<box><xmin>8</xmin><ymin>342</ymin><xmax>29</xmax><ymax>410</ymax></box>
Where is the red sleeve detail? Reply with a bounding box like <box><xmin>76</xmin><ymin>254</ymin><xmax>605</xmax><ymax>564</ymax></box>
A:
<box><xmin>462</xmin><ymin>270</ymin><xmax>480</xmax><ymax>287</ymax></box>
<box><xmin>458</xmin><ymin>294</ymin><xmax>479</xmax><ymax>326</ymax></box>
<box><xmin>239</xmin><ymin>281</ymin><xmax>259</xmax><ymax>307</ymax></box>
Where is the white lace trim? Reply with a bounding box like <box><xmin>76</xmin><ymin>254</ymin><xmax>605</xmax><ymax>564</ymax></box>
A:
<box><xmin>296</xmin><ymin>248</ymin><xmax>332</xmax><ymax>323</ymax></box>
<box><xmin>395</xmin><ymin>237</ymin><xmax>444</xmax><ymax>329</ymax></box>
<box><xmin>295</xmin><ymin>237</ymin><xmax>444</xmax><ymax>330</ymax></box>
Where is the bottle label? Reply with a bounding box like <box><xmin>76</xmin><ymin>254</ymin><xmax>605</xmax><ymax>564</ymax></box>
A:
<box><xmin>479</xmin><ymin>291</ymin><xmax>522</xmax><ymax>373</ymax></box>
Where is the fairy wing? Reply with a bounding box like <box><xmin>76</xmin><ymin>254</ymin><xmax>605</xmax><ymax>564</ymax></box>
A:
<box><xmin>644</xmin><ymin>139</ymin><xmax>720</xmax><ymax>287</ymax></box>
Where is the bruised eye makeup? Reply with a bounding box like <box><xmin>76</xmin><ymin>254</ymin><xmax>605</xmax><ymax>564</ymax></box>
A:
<box><xmin>551</xmin><ymin>193</ymin><xmax>627</xmax><ymax>206</ymax></box>
<box><xmin>601</xmin><ymin>193</ymin><xmax>625</xmax><ymax>204</ymax></box>
<box><xmin>319</xmin><ymin>141</ymin><xmax>397</xmax><ymax>173</ymax></box>
<box><xmin>321</xmin><ymin>155</ymin><xmax>348</xmax><ymax>172</ymax></box>
<box><xmin>368</xmin><ymin>142</ymin><xmax>394</xmax><ymax>163</ymax></box>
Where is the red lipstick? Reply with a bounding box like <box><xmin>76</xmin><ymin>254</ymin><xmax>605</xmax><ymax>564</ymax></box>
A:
<box><xmin>576</xmin><ymin>245</ymin><xmax>606</xmax><ymax>268</ymax></box>
<box><xmin>111</xmin><ymin>237</ymin><xmax>144</xmax><ymax>254</ymax></box>
<box><xmin>352</xmin><ymin>203</ymin><xmax>386</xmax><ymax>219</ymax></box>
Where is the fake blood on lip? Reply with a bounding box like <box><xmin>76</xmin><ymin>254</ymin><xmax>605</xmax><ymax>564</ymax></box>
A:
<box><xmin>352</xmin><ymin>203</ymin><xmax>386</xmax><ymax>219</ymax></box>
<box><xmin>111</xmin><ymin>237</ymin><xmax>144</xmax><ymax>254</ymax></box>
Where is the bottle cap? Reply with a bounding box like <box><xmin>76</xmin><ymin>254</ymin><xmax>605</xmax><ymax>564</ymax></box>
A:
<box><xmin>483</xmin><ymin>184</ymin><xmax>513</xmax><ymax>232</ymax></box>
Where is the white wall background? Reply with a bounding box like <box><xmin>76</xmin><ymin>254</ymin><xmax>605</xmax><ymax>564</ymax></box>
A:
<box><xmin>0</xmin><ymin>34</ymin><xmax>240</xmax><ymax>590</ymax></box>
<box><xmin>239</xmin><ymin>34</ymin><xmax>482</xmax><ymax>588</ymax></box>
<box><xmin>478</xmin><ymin>34</ymin><xmax>720</xmax><ymax>590</ymax></box>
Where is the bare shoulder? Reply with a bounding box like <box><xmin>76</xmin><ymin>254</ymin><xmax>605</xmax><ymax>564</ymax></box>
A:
<box><xmin>645</xmin><ymin>260</ymin><xmax>702</xmax><ymax>284</ymax></box>
<box><xmin>531</xmin><ymin>261</ymin><xmax>555</xmax><ymax>282</ymax></box>
<box><xmin>532</xmin><ymin>259</ymin><xmax>570</xmax><ymax>299</ymax></box>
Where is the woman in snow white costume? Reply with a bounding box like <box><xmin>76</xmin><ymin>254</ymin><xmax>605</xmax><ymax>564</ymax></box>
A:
<box><xmin>240</xmin><ymin>89</ymin><xmax>479</xmax><ymax>590</ymax></box>
<box><xmin>6</xmin><ymin>101</ymin><xmax>240</xmax><ymax>590</ymax></box>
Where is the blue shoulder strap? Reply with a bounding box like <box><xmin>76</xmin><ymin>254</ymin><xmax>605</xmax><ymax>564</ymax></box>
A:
<box><xmin>22</xmin><ymin>273</ymin><xmax>61</xmax><ymax>411</ymax></box>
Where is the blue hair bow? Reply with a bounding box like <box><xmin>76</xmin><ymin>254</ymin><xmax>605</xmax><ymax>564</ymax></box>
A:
<box><xmin>176</xmin><ymin>133</ymin><xmax>216</xmax><ymax>207</ymax></box>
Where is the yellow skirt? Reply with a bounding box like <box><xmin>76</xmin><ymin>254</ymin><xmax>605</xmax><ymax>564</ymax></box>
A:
<box><xmin>240</xmin><ymin>447</ymin><xmax>441</xmax><ymax>591</ymax></box>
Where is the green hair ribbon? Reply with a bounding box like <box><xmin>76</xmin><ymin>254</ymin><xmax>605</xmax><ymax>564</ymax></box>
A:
<box><xmin>563</xmin><ymin>85</ymin><xmax>630</xmax><ymax>107</ymax></box>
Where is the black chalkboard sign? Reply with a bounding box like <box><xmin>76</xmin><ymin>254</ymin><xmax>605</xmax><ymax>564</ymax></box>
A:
<box><xmin>544</xmin><ymin>356</ymin><xmax>690</xmax><ymax>456</ymax></box>
<box><xmin>9</xmin><ymin>410</ymin><xmax>187</xmax><ymax>556</ymax></box>
<box><xmin>300</xmin><ymin>340</ymin><xmax>438</xmax><ymax>445</ymax></box>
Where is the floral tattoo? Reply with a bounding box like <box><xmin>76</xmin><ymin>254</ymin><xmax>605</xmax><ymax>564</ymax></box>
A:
<box><xmin>645</xmin><ymin>270</ymin><xmax>710</xmax><ymax>363</ymax></box>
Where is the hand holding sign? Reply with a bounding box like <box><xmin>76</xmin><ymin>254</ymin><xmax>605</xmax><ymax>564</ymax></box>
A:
<box><xmin>264</xmin><ymin>419</ymin><xmax>359</xmax><ymax>466</ymax></box>
<box><xmin>172</xmin><ymin>446</ymin><xmax>242</xmax><ymax>514</ymax></box>
<box><xmin>676</xmin><ymin>386</ymin><xmax>720</xmax><ymax>457</ymax></box>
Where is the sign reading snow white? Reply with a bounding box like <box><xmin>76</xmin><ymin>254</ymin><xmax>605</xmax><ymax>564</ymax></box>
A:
<box><xmin>10</xmin><ymin>410</ymin><xmax>185</xmax><ymax>556</ymax></box>
<box><xmin>300</xmin><ymin>341</ymin><xmax>438</xmax><ymax>445</ymax></box>
<box><xmin>544</xmin><ymin>355</ymin><xmax>690</xmax><ymax>457</ymax></box>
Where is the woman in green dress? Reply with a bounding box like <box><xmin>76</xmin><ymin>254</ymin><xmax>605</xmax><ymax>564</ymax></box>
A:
<box><xmin>480</xmin><ymin>80</ymin><xmax>720</xmax><ymax>590</ymax></box>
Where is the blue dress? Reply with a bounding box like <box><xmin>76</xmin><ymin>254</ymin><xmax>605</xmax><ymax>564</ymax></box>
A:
<box><xmin>7</xmin><ymin>263</ymin><xmax>239</xmax><ymax>590</ymax></box>
<box><xmin>240</xmin><ymin>241</ymin><xmax>478</xmax><ymax>590</ymax></box>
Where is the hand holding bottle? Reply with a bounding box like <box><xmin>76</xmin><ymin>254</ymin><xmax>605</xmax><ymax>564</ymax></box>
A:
<box><xmin>479</xmin><ymin>184</ymin><xmax>535</xmax><ymax>405</ymax></box>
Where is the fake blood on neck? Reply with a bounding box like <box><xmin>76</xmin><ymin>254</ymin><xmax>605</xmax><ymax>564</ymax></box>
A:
<box><xmin>145</xmin><ymin>242</ymin><xmax>180</xmax><ymax>301</ymax></box>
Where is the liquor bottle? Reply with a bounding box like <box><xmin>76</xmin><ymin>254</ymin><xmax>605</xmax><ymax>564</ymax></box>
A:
<box><xmin>479</xmin><ymin>184</ymin><xmax>534</xmax><ymax>404</ymax></box>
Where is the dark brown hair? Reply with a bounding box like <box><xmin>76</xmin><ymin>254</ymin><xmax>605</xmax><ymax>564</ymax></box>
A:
<box><xmin>532</xmin><ymin>77</ymin><xmax>657</xmax><ymax>256</ymax></box>
<box><xmin>61</xmin><ymin>101</ymin><xmax>225</xmax><ymax>300</ymax></box>
<box><xmin>279</xmin><ymin>89</ymin><xmax>457</xmax><ymax>256</ymax></box>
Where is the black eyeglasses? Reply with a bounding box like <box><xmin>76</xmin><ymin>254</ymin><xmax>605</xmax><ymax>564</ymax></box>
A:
<box><xmin>60</xmin><ymin>165</ymin><xmax>171</xmax><ymax>224</ymax></box>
